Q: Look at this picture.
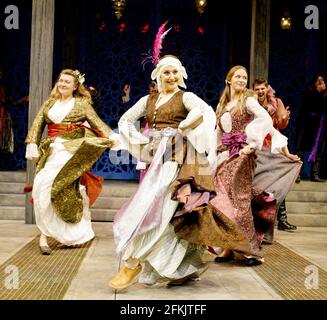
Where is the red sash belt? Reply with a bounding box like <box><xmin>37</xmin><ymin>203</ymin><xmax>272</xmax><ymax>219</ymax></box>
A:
<box><xmin>48</xmin><ymin>123</ymin><xmax>105</xmax><ymax>138</ymax></box>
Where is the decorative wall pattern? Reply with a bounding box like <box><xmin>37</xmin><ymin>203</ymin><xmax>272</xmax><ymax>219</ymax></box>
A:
<box><xmin>7</xmin><ymin>0</ymin><xmax>325</xmax><ymax>181</ymax></box>
<box><xmin>0</xmin><ymin>0</ymin><xmax>31</xmax><ymax>170</ymax></box>
<box><xmin>78</xmin><ymin>0</ymin><xmax>231</xmax><ymax>179</ymax></box>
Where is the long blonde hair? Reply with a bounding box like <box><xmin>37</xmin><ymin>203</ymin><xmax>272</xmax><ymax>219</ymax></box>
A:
<box><xmin>216</xmin><ymin>65</ymin><xmax>255</xmax><ymax>117</ymax></box>
<box><xmin>48</xmin><ymin>69</ymin><xmax>92</xmax><ymax>104</ymax></box>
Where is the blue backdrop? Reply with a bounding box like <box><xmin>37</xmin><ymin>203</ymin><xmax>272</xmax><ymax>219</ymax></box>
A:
<box><xmin>1</xmin><ymin>0</ymin><xmax>326</xmax><ymax>180</ymax></box>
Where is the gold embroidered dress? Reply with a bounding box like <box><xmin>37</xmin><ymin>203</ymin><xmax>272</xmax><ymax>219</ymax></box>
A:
<box><xmin>25</xmin><ymin>97</ymin><xmax>114</xmax><ymax>245</ymax></box>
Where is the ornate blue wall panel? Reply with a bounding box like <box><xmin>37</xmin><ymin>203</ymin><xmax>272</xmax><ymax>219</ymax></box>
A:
<box><xmin>1</xmin><ymin>0</ymin><xmax>254</xmax><ymax>180</ymax></box>
<box><xmin>77</xmin><ymin>0</ymin><xmax>233</xmax><ymax>179</ymax></box>
<box><xmin>0</xmin><ymin>0</ymin><xmax>31</xmax><ymax>170</ymax></box>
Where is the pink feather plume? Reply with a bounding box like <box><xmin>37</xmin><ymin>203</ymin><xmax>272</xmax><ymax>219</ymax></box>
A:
<box><xmin>152</xmin><ymin>21</ymin><xmax>171</xmax><ymax>65</ymax></box>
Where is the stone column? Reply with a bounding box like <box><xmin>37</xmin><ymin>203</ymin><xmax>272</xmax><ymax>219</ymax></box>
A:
<box><xmin>25</xmin><ymin>0</ymin><xmax>55</xmax><ymax>224</ymax></box>
<box><xmin>250</xmin><ymin>0</ymin><xmax>271</xmax><ymax>87</ymax></box>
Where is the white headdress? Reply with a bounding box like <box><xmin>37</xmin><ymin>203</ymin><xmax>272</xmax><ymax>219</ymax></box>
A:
<box><xmin>141</xmin><ymin>21</ymin><xmax>188</xmax><ymax>93</ymax></box>
<box><xmin>150</xmin><ymin>56</ymin><xmax>188</xmax><ymax>92</ymax></box>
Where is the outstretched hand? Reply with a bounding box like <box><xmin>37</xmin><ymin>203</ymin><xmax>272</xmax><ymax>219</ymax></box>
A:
<box><xmin>281</xmin><ymin>146</ymin><xmax>301</xmax><ymax>162</ymax></box>
<box><xmin>284</xmin><ymin>152</ymin><xmax>301</xmax><ymax>162</ymax></box>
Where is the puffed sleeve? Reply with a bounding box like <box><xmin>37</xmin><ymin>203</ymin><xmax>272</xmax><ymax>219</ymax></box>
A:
<box><xmin>25</xmin><ymin>143</ymin><xmax>40</xmax><ymax>160</ymax></box>
<box><xmin>207</xmin><ymin>125</ymin><xmax>221</xmax><ymax>172</ymax></box>
<box><xmin>245</xmin><ymin>97</ymin><xmax>288</xmax><ymax>153</ymax></box>
<box><xmin>180</xmin><ymin>92</ymin><xmax>216</xmax><ymax>154</ymax></box>
<box><xmin>179</xmin><ymin>92</ymin><xmax>204</xmax><ymax>129</ymax></box>
<box><xmin>118</xmin><ymin>95</ymin><xmax>149</xmax><ymax>145</ymax></box>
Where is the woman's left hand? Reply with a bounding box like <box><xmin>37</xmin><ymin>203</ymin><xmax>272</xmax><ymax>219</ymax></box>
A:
<box><xmin>284</xmin><ymin>152</ymin><xmax>301</xmax><ymax>162</ymax></box>
<box><xmin>239</xmin><ymin>145</ymin><xmax>254</xmax><ymax>155</ymax></box>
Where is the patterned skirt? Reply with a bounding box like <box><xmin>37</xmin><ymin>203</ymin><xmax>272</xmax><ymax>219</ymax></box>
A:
<box><xmin>172</xmin><ymin>152</ymin><xmax>276</xmax><ymax>259</ymax></box>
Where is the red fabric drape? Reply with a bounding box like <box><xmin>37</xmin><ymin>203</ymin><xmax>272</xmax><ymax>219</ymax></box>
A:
<box><xmin>80</xmin><ymin>171</ymin><xmax>103</xmax><ymax>206</ymax></box>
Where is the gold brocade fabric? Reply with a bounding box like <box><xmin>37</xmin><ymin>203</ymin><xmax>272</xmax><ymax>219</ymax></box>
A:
<box><xmin>51</xmin><ymin>137</ymin><xmax>112</xmax><ymax>224</ymax></box>
<box><xmin>25</xmin><ymin>97</ymin><xmax>113</xmax><ymax>145</ymax></box>
<box><xmin>35</xmin><ymin>138</ymin><xmax>53</xmax><ymax>174</ymax></box>
<box><xmin>25</xmin><ymin>97</ymin><xmax>115</xmax><ymax>224</ymax></box>
<box><xmin>35</xmin><ymin>130</ymin><xmax>104</xmax><ymax>174</ymax></box>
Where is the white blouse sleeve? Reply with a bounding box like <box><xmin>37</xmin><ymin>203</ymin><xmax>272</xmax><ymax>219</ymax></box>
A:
<box><xmin>179</xmin><ymin>92</ymin><xmax>207</xmax><ymax>129</ymax></box>
<box><xmin>245</xmin><ymin>97</ymin><xmax>287</xmax><ymax>153</ymax></box>
<box><xmin>180</xmin><ymin>92</ymin><xmax>216</xmax><ymax>154</ymax></box>
<box><xmin>118</xmin><ymin>95</ymin><xmax>150</xmax><ymax>145</ymax></box>
<box><xmin>269</xmin><ymin>126</ymin><xmax>288</xmax><ymax>154</ymax></box>
<box><xmin>25</xmin><ymin>143</ymin><xmax>40</xmax><ymax>160</ymax></box>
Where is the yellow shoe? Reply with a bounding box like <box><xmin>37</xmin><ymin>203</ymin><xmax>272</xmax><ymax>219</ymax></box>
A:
<box><xmin>109</xmin><ymin>264</ymin><xmax>142</xmax><ymax>290</ymax></box>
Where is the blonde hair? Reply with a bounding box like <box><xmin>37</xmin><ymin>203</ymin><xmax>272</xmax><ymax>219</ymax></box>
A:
<box><xmin>216</xmin><ymin>65</ymin><xmax>255</xmax><ymax>117</ymax></box>
<box><xmin>48</xmin><ymin>69</ymin><xmax>92</xmax><ymax>104</ymax></box>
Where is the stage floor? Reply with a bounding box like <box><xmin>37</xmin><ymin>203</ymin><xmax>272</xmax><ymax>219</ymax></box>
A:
<box><xmin>0</xmin><ymin>221</ymin><xmax>326</xmax><ymax>300</ymax></box>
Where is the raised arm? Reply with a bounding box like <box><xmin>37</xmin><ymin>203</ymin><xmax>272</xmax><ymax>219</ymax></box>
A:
<box><xmin>245</xmin><ymin>97</ymin><xmax>288</xmax><ymax>154</ymax></box>
<box><xmin>118</xmin><ymin>95</ymin><xmax>149</xmax><ymax>146</ymax></box>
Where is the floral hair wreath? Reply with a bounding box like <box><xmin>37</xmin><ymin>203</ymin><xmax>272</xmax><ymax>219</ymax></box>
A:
<box><xmin>72</xmin><ymin>70</ymin><xmax>85</xmax><ymax>84</ymax></box>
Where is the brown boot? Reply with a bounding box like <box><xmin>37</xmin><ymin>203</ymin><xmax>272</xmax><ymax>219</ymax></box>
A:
<box><xmin>109</xmin><ymin>264</ymin><xmax>142</xmax><ymax>290</ymax></box>
<box><xmin>39</xmin><ymin>245</ymin><xmax>52</xmax><ymax>255</ymax></box>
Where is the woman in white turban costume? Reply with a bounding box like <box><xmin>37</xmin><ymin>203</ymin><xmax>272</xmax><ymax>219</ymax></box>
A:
<box><xmin>109</xmin><ymin>54</ymin><xmax>247</xmax><ymax>290</ymax></box>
